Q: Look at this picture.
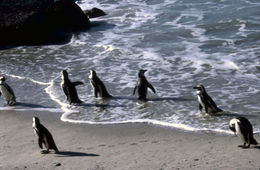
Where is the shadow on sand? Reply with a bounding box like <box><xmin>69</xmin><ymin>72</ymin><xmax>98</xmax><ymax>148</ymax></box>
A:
<box><xmin>16</xmin><ymin>102</ymin><xmax>56</xmax><ymax>109</ymax></box>
<box><xmin>79</xmin><ymin>103</ymin><xmax>126</xmax><ymax>108</ymax></box>
<box><xmin>55</xmin><ymin>151</ymin><xmax>100</xmax><ymax>157</ymax></box>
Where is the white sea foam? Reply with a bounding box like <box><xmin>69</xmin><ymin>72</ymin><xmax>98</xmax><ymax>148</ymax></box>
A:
<box><xmin>61</xmin><ymin>113</ymin><xmax>236</xmax><ymax>135</ymax></box>
<box><xmin>1</xmin><ymin>0</ymin><xmax>260</xmax><ymax>135</ymax></box>
<box><xmin>3</xmin><ymin>73</ymin><xmax>52</xmax><ymax>86</ymax></box>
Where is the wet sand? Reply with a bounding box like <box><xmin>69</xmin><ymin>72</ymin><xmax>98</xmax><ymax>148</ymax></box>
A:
<box><xmin>0</xmin><ymin>110</ymin><xmax>259</xmax><ymax>170</ymax></box>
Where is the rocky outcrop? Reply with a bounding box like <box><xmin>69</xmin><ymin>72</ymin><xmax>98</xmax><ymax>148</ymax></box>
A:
<box><xmin>0</xmin><ymin>0</ymin><xmax>91</xmax><ymax>47</ymax></box>
<box><xmin>85</xmin><ymin>7</ymin><xmax>107</xmax><ymax>19</ymax></box>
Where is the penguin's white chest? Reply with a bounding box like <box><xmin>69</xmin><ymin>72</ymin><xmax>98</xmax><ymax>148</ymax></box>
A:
<box><xmin>235</xmin><ymin>123</ymin><xmax>245</xmax><ymax>142</ymax></box>
<box><xmin>197</xmin><ymin>94</ymin><xmax>205</xmax><ymax>108</ymax></box>
<box><xmin>89</xmin><ymin>73</ymin><xmax>95</xmax><ymax>89</ymax></box>
<box><xmin>89</xmin><ymin>73</ymin><xmax>93</xmax><ymax>79</ymax></box>
<box><xmin>32</xmin><ymin>122</ymin><xmax>38</xmax><ymax>135</ymax></box>
<box><xmin>0</xmin><ymin>84</ymin><xmax>12</xmax><ymax>100</ymax></box>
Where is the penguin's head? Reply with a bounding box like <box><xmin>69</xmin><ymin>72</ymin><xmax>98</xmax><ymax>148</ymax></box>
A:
<box><xmin>89</xmin><ymin>70</ymin><xmax>96</xmax><ymax>79</ymax></box>
<box><xmin>32</xmin><ymin>116</ymin><xmax>40</xmax><ymax>127</ymax></box>
<box><xmin>229</xmin><ymin>118</ymin><xmax>239</xmax><ymax>134</ymax></box>
<box><xmin>193</xmin><ymin>85</ymin><xmax>206</xmax><ymax>93</ymax></box>
<box><xmin>0</xmin><ymin>76</ymin><xmax>6</xmax><ymax>83</ymax></box>
<box><xmin>61</xmin><ymin>70</ymin><xmax>68</xmax><ymax>80</ymax></box>
<box><xmin>138</xmin><ymin>69</ymin><xmax>147</xmax><ymax>77</ymax></box>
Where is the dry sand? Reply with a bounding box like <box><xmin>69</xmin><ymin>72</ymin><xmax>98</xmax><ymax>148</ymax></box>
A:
<box><xmin>0</xmin><ymin>109</ymin><xmax>259</xmax><ymax>170</ymax></box>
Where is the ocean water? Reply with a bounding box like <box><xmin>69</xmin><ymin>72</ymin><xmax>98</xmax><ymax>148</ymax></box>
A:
<box><xmin>0</xmin><ymin>0</ymin><xmax>260</xmax><ymax>134</ymax></box>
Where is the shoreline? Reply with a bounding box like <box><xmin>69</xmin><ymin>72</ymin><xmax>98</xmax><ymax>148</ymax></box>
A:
<box><xmin>0</xmin><ymin>110</ymin><xmax>259</xmax><ymax>170</ymax></box>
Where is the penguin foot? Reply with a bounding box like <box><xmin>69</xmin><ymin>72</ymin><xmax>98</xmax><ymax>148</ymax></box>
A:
<box><xmin>41</xmin><ymin>150</ymin><xmax>50</xmax><ymax>154</ymax></box>
<box><xmin>238</xmin><ymin>145</ymin><xmax>249</xmax><ymax>149</ymax></box>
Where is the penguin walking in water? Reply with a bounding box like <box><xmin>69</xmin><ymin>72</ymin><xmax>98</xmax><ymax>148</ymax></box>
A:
<box><xmin>193</xmin><ymin>85</ymin><xmax>223</xmax><ymax>114</ymax></box>
<box><xmin>133</xmin><ymin>69</ymin><xmax>156</xmax><ymax>100</ymax></box>
<box><xmin>32</xmin><ymin>117</ymin><xmax>59</xmax><ymax>153</ymax></box>
<box><xmin>0</xmin><ymin>76</ymin><xmax>16</xmax><ymax>106</ymax></box>
<box><xmin>89</xmin><ymin>70</ymin><xmax>113</xmax><ymax>98</ymax></box>
<box><xmin>229</xmin><ymin>117</ymin><xmax>258</xmax><ymax>148</ymax></box>
<box><xmin>61</xmin><ymin>70</ymin><xmax>83</xmax><ymax>104</ymax></box>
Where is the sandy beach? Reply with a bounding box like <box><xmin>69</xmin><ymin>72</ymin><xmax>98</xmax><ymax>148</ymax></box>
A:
<box><xmin>0</xmin><ymin>109</ymin><xmax>259</xmax><ymax>170</ymax></box>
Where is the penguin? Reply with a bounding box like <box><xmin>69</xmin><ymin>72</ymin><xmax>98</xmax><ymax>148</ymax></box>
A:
<box><xmin>193</xmin><ymin>85</ymin><xmax>223</xmax><ymax>114</ymax></box>
<box><xmin>133</xmin><ymin>69</ymin><xmax>156</xmax><ymax>100</ymax></box>
<box><xmin>229</xmin><ymin>117</ymin><xmax>258</xmax><ymax>148</ymax></box>
<box><xmin>0</xmin><ymin>76</ymin><xmax>16</xmax><ymax>106</ymax></box>
<box><xmin>32</xmin><ymin>116</ymin><xmax>59</xmax><ymax>153</ymax></box>
<box><xmin>60</xmin><ymin>70</ymin><xmax>83</xmax><ymax>104</ymax></box>
<box><xmin>89</xmin><ymin>70</ymin><xmax>113</xmax><ymax>98</ymax></box>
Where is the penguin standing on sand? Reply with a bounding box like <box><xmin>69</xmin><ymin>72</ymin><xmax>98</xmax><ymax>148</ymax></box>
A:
<box><xmin>32</xmin><ymin>116</ymin><xmax>59</xmax><ymax>153</ymax></box>
<box><xmin>193</xmin><ymin>85</ymin><xmax>223</xmax><ymax>114</ymax></box>
<box><xmin>133</xmin><ymin>69</ymin><xmax>156</xmax><ymax>100</ymax></box>
<box><xmin>0</xmin><ymin>76</ymin><xmax>16</xmax><ymax>106</ymax></box>
<box><xmin>229</xmin><ymin>117</ymin><xmax>258</xmax><ymax>148</ymax></box>
<box><xmin>89</xmin><ymin>70</ymin><xmax>113</xmax><ymax>98</ymax></box>
<box><xmin>61</xmin><ymin>70</ymin><xmax>83</xmax><ymax>104</ymax></box>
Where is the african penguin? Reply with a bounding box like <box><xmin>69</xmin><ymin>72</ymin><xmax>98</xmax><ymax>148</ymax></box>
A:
<box><xmin>89</xmin><ymin>70</ymin><xmax>113</xmax><ymax>98</ymax></box>
<box><xmin>193</xmin><ymin>85</ymin><xmax>223</xmax><ymax>114</ymax></box>
<box><xmin>61</xmin><ymin>70</ymin><xmax>83</xmax><ymax>104</ymax></box>
<box><xmin>0</xmin><ymin>76</ymin><xmax>16</xmax><ymax>106</ymax></box>
<box><xmin>133</xmin><ymin>69</ymin><xmax>156</xmax><ymax>100</ymax></box>
<box><xmin>229</xmin><ymin>117</ymin><xmax>258</xmax><ymax>148</ymax></box>
<box><xmin>32</xmin><ymin>116</ymin><xmax>59</xmax><ymax>153</ymax></box>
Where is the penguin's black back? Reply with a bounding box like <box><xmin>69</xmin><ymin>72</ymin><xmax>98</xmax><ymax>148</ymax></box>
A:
<box><xmin>38</xmin><ymin>124</ymin><xmax>58</xmax><ymax>151</ymax></box>
<box><xmin>64</xmin><ymin>81</ymin><xmax>81</xmax><ymax>103</ymax></box>
<box><xmin>137</xmin><ymin>77</ymin><xmax>148</xmax><ymax>100</ymax></box>
<box><xmin>201</xmin><ymin>88</ymin><xmax>222</xmax><ymax>113</ymax></box>
<box><xmin>61</xmin><ymin>70</ymin><xmax>83</xmax><ymax>104</ymax></box>
<box><xmin>237</xmin><ymin>117</ymin><xmax>258</xmax><ymax>145</ymax></box>
<box><xmin>92</xmin><ymin>75</ymin><xmax>112</xmax><ymax>98</ymax></box>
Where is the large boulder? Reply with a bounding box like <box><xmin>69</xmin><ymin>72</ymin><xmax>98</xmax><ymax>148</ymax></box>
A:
<box><xmin>85</xmin><ymin>7</ymin><xmax>107</xmax><ymax>19</ymax></box>
<box><xmin>0</xmin><ymin>0</ymin><xmax>91</xmax><ymax>47</ymax></box>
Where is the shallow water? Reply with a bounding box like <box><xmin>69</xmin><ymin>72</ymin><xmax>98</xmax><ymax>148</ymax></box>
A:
<box><xmin>0</xmin><ymin>0</ymin><xmax>260</xmax><ymax>134</ymax></box>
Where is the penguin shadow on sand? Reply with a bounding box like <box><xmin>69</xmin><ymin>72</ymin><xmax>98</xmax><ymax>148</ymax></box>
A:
<box><xmin>55</xmin><ymin>151</ymin><xmax>100</xmax><ymax>157</ymax></box>
<box><xmin>16</xmin><ymin>102</ymin><xmax>56</xmax><ymax>109</ymax></box>
<box><xmin>78</xmin><ymin>102</ymin><xmax>126</xmax><ymax>111</ymax></box>
<box><xmin>32</xmin><ymin>117</ymin><xmax>100</xmax><ymax>157</ymax></box>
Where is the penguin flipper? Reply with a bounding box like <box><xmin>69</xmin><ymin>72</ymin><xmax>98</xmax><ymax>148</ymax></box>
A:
<box><xmin>199</xmin><ymin>94</ymin><xmax>209</xmax><ymax>112</ymax></box>
<box><xmin>0</xmin><ymin>91</ymin><xmax>1</xmax><ymax>96</ymax></box>
<box><xmin>133</xmin><ymin>86</ymin><xmax>137</xmax><ymax>95</ymax></box>
<box><xmin>72</xmin><ymin>81</ymin><xmax>84</xmax><ymax>86</ymax></box>
<box><xmin>94</xmin><ymin>87</ymin><xmax>99</xmax><ymax>98</ymax></box>
<box><xmin>148</xmin><ymin>82</ymin><xmax>156</xmax><ymax>93</ymax></box>
<box><xmin>38</xmin><ymin>138</ymin><xmax>43</xmax><ymax>149</ymax></box>
<box><xmin>199</xmin><ymin>104</ymin><xmax>203</xmax><ymax>111</ymax></box>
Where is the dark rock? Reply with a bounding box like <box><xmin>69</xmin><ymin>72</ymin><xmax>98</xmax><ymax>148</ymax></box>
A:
<box><xmin>85</xmin><ymin>7</ymin><xmax>107</xmax><ymax>18</ymax></box>
<box><xmin>47</xmin><ymin>0</ymin><xmax>91</xmax><ymax>31</ymax></box>
<box><xmin>54</xmin><ymin>162</ymin><xmax>62</xmax><ymax>166</ymax></box>
<box><xmin>0</xmin><ymin>0</ymin><xmax>91</xmax><ymax>47</ymax></box>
